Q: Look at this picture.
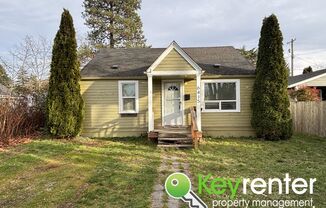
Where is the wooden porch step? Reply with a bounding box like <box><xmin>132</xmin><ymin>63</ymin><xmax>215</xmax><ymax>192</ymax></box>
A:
<box><xmin>158</xmin><ymin>137</ymin><xmax>191</xmax><ymax>141</ymax></box>
<box><xmin>158</xmin><ymin>142</ymin><xmax>192</xmax><ymax>146</ymax></box>
<box><xmin>153</xmin><ymin>126</ymin><xmax>193</xmax><ymax>148</ymax></box>
<box><xmin>157</xmin><ymin>144</ymin><xmax>193</xmax><ymax>148</ymax></box>
<box><xmin>156</xmin><ymin>129</ymin><xmax>190</xmax><ymax>134</ymax></box>
<box><xmin>158</xmin><ymin>137</ymin><xmax>192</xmax><ymax>147</ymax></box>
<box><xmin>158</xmin><ymin>139</ymin><xmax>192</xmax><ymax>144</ymax></box>
<box><xmin>159</xmin><ymin>133</ymin><xmax>192</xmax><ymax>138</ymax></box>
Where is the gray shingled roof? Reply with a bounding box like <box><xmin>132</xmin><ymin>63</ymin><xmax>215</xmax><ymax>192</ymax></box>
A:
<box><xmin>81</xmin><ymin>46</ymin><xmax>255</xmax><ymax>78</ymax></box>
<box><xmin>288</xmin><ymin>68</ymin><xmax>326</xmax><ymax>87</ymax></box>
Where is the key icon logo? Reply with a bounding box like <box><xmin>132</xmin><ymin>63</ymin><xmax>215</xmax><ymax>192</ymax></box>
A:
<box><xmin>165</xmin><ymin>172</ymin><xmax>208</xmax><ymax>208</ymax></box>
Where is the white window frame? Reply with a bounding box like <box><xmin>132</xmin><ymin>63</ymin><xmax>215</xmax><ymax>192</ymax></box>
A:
<box><xmin>118</xmin><ymin>80</ymin><xmax>139</xmax><ymax>114</ymax></box>
<box><xmin>201</xmin><ymin>79</ymin><xmax>241</xmax><ymax>112</ymax></box>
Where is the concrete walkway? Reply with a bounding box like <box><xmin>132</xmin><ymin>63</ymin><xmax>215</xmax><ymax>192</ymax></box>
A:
<box><xmin>151</xmin><ymin>152</ymin><xmax>191</xmax><ymax>208</ymax></box>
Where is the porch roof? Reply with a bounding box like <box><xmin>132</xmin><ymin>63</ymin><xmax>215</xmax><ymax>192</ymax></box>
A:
<box><xmin>81</xmin><ymin>46</ymin><xmax>255</xmax><ymax>78</ymax></box>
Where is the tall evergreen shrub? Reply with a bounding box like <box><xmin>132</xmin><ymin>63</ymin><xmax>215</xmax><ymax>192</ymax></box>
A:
<box><xmin>251</xmin><ymin>14</ymin><xmax>293</xmax><ymax>140</ymax></box>
<box><xmin>47</xmin><ymin>9</ymin><xmax>84</xmax><ymax>137</ymax></box>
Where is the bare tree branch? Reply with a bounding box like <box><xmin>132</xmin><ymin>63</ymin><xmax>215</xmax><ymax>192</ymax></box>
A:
<box><xmin>0</xmin><ymin>35</ymin><xmax>51</xmax><ymax>82</ymax></box>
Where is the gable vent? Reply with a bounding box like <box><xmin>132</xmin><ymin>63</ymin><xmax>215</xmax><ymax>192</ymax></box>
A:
<box><xmin>111</xmin><ymin>65</ymin><xmax>119</xmax><ymax>69</ymax></box>
<box><xmin>213</xmin><ymin>64</ymin><xmax>221</xmax><ymax>68</ymax></box>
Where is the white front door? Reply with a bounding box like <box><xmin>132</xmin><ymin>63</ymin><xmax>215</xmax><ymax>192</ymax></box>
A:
<box><xmin>163</xmin><ymin>81</ymin><xmax>183</xmax><ymax>126</ymax></box>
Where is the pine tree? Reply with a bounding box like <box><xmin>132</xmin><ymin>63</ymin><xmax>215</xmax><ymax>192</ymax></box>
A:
<box><xmin>14</xmin><ymin>68</ymin><xmax>30</xmax><ymax>95</ymax></box>
<box><xmin>0</xmin><ymin>64</ymin><xmax>12</xmax><ymax>88</ymax></box>
<box><xmin>238</xmin><ymin>46</ymin><xmax>258</xmax><ymax>66</ymax></box>
<box><xmin>82</xmin><ymin>0</ymin><xmax>148</xmax><ymax>48</ymax></box>
<box><xmin>251</xmin><ymin>14</ymin><xmax>293</xmax><ymax>140</ymax></box>
<box><xmin>303</xmin><ymin>66</ymin><xmax>313</xmax><ymax>74</ymax></box>
<box><xmin>47</xmin><ymin>9</ymin><xmax>84</xmax><ymax>137</ymax></box>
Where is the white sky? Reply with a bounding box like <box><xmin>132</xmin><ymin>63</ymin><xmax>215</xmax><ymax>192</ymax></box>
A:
<box><xmin>0</xmin><ymin>0</ymin><xmax>325</xmax><ymax>75</ymax></box>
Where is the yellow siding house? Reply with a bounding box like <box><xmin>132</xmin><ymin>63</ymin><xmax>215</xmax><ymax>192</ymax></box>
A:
<box><xmin>80</xmin><ymin>41</ymin><xmax>256</xmax><ymax>139</ymax></box>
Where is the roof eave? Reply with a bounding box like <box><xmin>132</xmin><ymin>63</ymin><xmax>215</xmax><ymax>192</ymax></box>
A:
<box><xmin>288</xmin><ymin>71</ymin><xmax>326</xmax><ymax>88</ymax></box>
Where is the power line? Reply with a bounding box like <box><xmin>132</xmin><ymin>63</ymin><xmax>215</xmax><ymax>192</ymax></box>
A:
<box><xmin>287</xmin><ymin>38</ymin><xmax>296</xmax><ymax>76</ymax></box>
<box><xmin>295</xmin><ymin>55</ymin><xmax>324</xmax><ymax>69</ymax></box>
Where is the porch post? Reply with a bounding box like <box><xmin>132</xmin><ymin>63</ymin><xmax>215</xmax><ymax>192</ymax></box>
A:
<box><xmin>196</xmin><ymin>73</ymin><xmax>202</xmax><ymax>131</ymax></box>
<box><xmin>148</xmin><ymin>74</ymin><xmax>154</xmax><ymax>132</ymax></box>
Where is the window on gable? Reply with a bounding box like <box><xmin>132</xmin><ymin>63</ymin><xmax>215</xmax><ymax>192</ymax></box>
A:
<box><xmin>203</xmin><ymin>80</ymin><xmax>240</xmax><ymax>112</ymax></box>
<box><xmin>119</xmin><ymin>81</ymin><xmax>139</xmax><ymax>114</ymax></box>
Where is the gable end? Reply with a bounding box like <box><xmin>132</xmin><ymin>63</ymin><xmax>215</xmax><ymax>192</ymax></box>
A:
<box><xmin>146</xmin><ymin>41</ymin><xmax>202</xmax><ymax>75</ymax></box>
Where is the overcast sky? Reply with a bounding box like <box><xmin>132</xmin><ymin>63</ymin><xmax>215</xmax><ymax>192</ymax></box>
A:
<box><xmin>0</xmin><ymin>0</ymin><xmax>325</xmax><ymax>75</ymax></box>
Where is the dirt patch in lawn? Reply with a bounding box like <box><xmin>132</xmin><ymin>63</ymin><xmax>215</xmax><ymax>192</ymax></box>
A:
<box><xmin>33</xmin><ymin>162</ymin><xmax>62</xmax><ymax>172</ymax></box>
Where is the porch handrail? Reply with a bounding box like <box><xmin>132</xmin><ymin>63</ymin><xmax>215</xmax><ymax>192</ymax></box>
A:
<box><xmin>190</xmin><ymin>106</ymin><xmax>202</xmax><ymax>148</ymax></box>
<box><xmin>190</xmin><ymin>106</ymin><xmax>198</xmax><ymax>131</ymax></box>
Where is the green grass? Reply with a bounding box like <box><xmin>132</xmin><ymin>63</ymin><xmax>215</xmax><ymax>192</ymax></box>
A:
<box><xmin>173</xmin><ymin>134</ymin><xmax>326</xmax><ymax>207</ymax></box>
<box><xmin>0</xmin><ymin>134</ymin><xmax>325</xmax><ymax>208</ymax></box>
<box><xmin>0</xmin><ymin>137</ymin><xmax>160</xmax><ymax>208</ymax></box>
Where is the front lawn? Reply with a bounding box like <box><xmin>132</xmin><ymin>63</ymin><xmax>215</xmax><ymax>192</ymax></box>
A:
<box><xmin>173</xmin><ymin>134</ymin><xmax>326</xmax><ymax>207</ymax></box>
<box><xmin>0</xmin><ymin>134</ymin><xmax>325</xmax><ymax>208</ymax></box>
<box><xmin>0</xmin><ymin>137</ymin><xmax>160</xmax><ymax>208</ymax></box>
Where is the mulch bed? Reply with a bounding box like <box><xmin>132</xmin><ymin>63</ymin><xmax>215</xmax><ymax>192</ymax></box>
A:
<box><xmin>0</xmin><ymin>133</ymin><xmax>41</xmax><ymax>151</ymax></box>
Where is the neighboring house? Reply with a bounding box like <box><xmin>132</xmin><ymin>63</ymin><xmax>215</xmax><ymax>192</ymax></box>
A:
<box><xmin>288</xmin><ymin>69</ymin><xmax>326</xmax><ymax>101</ymax></box>
<box><xmin>80</xmin><ymin>41</ymin><xmax>256</xmax><ymax>138</ymax></box>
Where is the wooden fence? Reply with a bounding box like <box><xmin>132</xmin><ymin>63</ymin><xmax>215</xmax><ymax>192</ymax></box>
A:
<box><xmin>290</xmin><ymin>101</ymin><xmax>326</xmax><ymax>137</ymax></box>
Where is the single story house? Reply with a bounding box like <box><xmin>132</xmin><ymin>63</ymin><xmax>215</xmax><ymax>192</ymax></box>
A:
<box><xmin>80</xmin><ymin>41</ymin><xmax>256</xmax><ymax>139</ymax></box>
<box><xmin>288</xmin><ymin>69</ymin><xmax>326</xmax><ymax>100</ymax></box>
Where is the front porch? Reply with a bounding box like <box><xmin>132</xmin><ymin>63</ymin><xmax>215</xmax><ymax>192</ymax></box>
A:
<box><xmin>145</xmin><ymin>42</ymin><xmax>203</xmax><ymax>148</ymax></box>
<box><xmin>148</xmin><ymin>107</ymin><xmax>202</xmax><ymax>149</ymax></box>
<box><xmin>154</xmin><ymin>126</ymin><xmax>192</xmax><ymax>148</ymax></box>
<box><xmin>148</xmin><ymin>106</ymin><xmax>202</xmax><ymax>148</ymax></box>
